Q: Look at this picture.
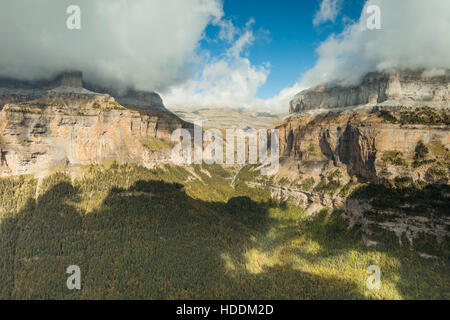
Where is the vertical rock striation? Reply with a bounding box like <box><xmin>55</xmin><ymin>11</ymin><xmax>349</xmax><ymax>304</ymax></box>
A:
<box><xmin>0</xmin><ymin>72</ymin><xmax>191</xmax><ymax>176</ymax></box>
<box><xmin>290</xmin><ymin>70</ymin><xmax>449</xmax><ymax>113</ymax></box>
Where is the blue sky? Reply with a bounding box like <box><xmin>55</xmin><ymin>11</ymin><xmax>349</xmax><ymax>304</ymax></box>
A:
<box><xmin>201</xmin><ymin>0</ymin><xmax>366</xmax><ymax>99</ymax></box>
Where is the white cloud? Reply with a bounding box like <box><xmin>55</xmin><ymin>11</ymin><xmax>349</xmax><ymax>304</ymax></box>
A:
<box><xmin>313</xmin><ymin>0</ymin><xmax>342</xmax><ymax>26</ymax></box>
<box><xmin>0</xmin><ymin>0</ymin><xmax>223</xmax><ymax>91</ymax></box>
<box><xmin>216</xmin><ymin>19</ymin><xmax>238</xmax><ymax>42</ymax></box>
<box><xmin>301</xmin><ymin>0</ymin><xmax>450</xmax><ymax>88</ymax></box>
<box><xmin>169</xmin><ymin>0</ymin><xmax>450</xmax><ymax>113</ymax></box>
<box><xmin>163</xmin><ymin>19</ymin><xmax>271</xmax><ymax>110</ymax></box>
<box><xmin>256</xmin><ymin>82</ymin><xmax>306</xmax><ymax>112</ymax></box>
<box><xmin>2</xmin><ymin>0</ymin><xmax>447</xmax><ymax>114</ymax></box>
<box><xmin>265</xmin><ymin>0</ymin><xmax>450</xmax><ymax>113</ymax></box>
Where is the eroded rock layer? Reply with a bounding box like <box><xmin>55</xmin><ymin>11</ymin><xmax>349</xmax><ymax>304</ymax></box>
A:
<box><xmin>290</xmin><ymin>70</ymin><xmax>450</xmax><ymax>113</ymax></box>
<box><xmin>0</xmin><ymin>73</ymin><xmax>191</xmax><ymax>176</ymax></box>
<box><xmin>277</xmin><ymin>107</ymin><xmax>450</xmax><ymax>183</ymax></box>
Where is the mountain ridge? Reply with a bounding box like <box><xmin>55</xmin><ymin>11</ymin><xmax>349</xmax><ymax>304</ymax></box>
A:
<box><xmin>290</xmin><ymin>69</ymin><xmax>450</xmax><ymax>113</ymax></box>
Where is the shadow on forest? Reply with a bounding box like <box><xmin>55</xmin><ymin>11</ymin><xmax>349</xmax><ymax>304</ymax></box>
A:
<box><xmin>0</xmin><ymin>178</ymin><xmax>397</xmax><ymax>300</ymax></box>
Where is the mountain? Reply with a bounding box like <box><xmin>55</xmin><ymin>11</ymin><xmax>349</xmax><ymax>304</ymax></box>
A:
<box><xmin>272</xmin><ymin>70</ymin><xmax>449</xmax><ymax>251</ymax></box>
<box><xmin>290</xmin><ymin>70</ymin><xmax>449</xmax><ymax>113</ymax></box>
<box><xmin>0</xmin><ymin>72</ymin><xmax>191</xmax><ymax>176</ymax></box>
<box><xmin>278</xmin><ymin>106</ymin><xmax>449</xmax><ymax>182</ymax></box>
<box><xmin>0</xmin><ymin>69</ymin><xmax>448</xmax><ymax>300</ymax></box>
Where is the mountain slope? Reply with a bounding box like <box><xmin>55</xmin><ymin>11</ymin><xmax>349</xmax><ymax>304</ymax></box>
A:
<box><xmin>0</xmin><ymin>163</ymin><xmax>448</xmax><ymax>299</ymax></box>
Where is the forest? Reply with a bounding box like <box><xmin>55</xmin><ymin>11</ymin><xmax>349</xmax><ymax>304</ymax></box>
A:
<box><xmin>0</xmin><ymin>163</ymin><xmax>448</xmax><ymax>299</ymax></box>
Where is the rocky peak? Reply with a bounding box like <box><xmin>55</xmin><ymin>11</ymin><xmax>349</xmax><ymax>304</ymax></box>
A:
<box><xmin>0</xmin><ymin>71</ymin><xmax>171</xmax><ymax>114</ymax></box>
<box><xmin>290</xmin><ymin>69</ymin><xmax>449</xmax><ymax>113</ymax></box>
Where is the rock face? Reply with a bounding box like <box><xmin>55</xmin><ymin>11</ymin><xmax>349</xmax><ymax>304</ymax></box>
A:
<box><xmin>0</xmin><ymin>73</ymin><xmax>191</xmax><ymax>176</ymax></box>
<box><xmin>83</xmin><ymin>83</ymin><xmax>166</xmax><ymax>113</ymax></box>
<box><xmin>274</xmin><ymin>70</ymin><xmax>450</xmax><ymax>247</ymax></box>
<box><xmin>290</xmin><ymin>70</ymin><xmax>450</xmax><ymax>113</ymax></box>
<box><xmin>283</xmin><ymin>70</ymin><xmax>450</xmax><ymax>183</ymax></box>
<box><xmin>277</xmin><ymin>107</ymin><xmax>450</xmax><ymax>182</ymax></box>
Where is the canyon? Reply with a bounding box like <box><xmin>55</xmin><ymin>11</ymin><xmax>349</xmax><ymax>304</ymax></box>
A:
<box><xmin>0</xmin><ymin>69</ymin><xmax>448</xmax><ymax>300</ymax></box>
<box><xmin>270</xmin><ymin>70</ymin><xmax>450</xmax><ymax>248</ymax></box>
<box><xmin>1</xmin><ymin>69</ymin><xmax>448</xmax><ymax>186</ymax></box>
<box><xmin>0</xmin><ymin>69</ymin><xmax>448</xmax><ymax>248</ymax></box>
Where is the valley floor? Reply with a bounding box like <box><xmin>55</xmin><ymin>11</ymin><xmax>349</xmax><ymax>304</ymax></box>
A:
<box><xmin>0</xmin><ymin>163</ymin><xmax>448</xmax><ymax>299</ymax></box>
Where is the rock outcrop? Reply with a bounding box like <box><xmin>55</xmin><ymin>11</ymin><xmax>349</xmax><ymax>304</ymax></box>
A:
<box><xmin>0</xmin><ymin>71</ymin><xmax>168</xmax><ymax>112</ymax></box>
<box><xmin>275</xmin><ymin>70</ymin><xmax>450</xmax><ymax>248</ymax></box>
<box><xmin>0</xmin><ymin>72</ymin><xmax>191</xmax><ymax>176</ymax></box>
<box><xmin>277</xmin><ymin>107</ymin><xmax>450</xmax><ymax>182</ymax></box>
<box><xmin>290</xmin><ymin>69</ymin><xmax>450</xmax><ymax>113</ymax></box>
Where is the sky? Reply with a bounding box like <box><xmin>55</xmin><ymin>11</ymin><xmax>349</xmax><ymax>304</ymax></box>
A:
<box><xmin>203</xmin><ymin>0</ymin><xmax>365</xmax><ymax>99</ymax></box>
<box><xmin>0</xmin><ymin>0</ymin><xmax>449</xmax><ymax>113</ymax></box>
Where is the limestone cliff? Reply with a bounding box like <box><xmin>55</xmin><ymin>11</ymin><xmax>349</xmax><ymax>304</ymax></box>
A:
<box><xmin>290</xmin><ymin>70</ymin><xmax>449</xmax><ymax>113</ymax></box>
<box><xmin>277</xmin><ymin>106</ymin><xmax>449</xmax><ymax>182</ymax></box>
<box><xmin>273</xmin><ymin>105</ymin><xmax>449</xmax><ymax>247</ymax></box>
<box><xmin>0</xmin><ymin>72</ymin><xmax>191</xmax><ymax>176</ymax></box>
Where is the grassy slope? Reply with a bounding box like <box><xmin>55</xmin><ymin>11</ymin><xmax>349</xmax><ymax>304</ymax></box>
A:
<box><xmin>0</xmin><ymin>163</ymin><xmax>448</xmax><ymax>299</ymax></box>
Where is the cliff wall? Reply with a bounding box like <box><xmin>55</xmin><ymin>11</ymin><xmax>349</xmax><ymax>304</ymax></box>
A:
<box><xmin>290</xmin><ymin>70</ymin><xmax>449</xmax><ymax>113</ymax></box>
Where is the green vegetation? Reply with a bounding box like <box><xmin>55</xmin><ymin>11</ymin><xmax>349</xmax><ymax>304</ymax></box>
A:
<box><xmin>314</xmin><ymin>178</ymin><xmax>341</xmax><ymax>195</ymax></box>
<box><xmin>428</xmin><ymin>140</ymin><xmax>450</xmax><ymax>161</ymax></box>
<box><xmin>350</xmin><ymin>177</ymin><xmax>449</xmax><ymax>217</ymax></box>
<box><xmin>90</xmin><ymin>102</ymin><xmax>124</xmax><ymax>110</ymax></box>
<box><xmin>308</xmin><ymin>144</ymin><xmax>323</xmax><ymax>157</ymax></box>
<box><xmin>399</xmin><ymin>107</ymin><xmax>450</xmax><ymax>126</ymax></box>
<box><xmin>414</xmin><ymin>141</ymin><xmax>429</xmax><ymax>160</ymax></box>
<box><xmin>382</xmin><ymin>151</ymin><xmax>407</xmax><ymax>167</ymax></box>
<box><xmin>427</xmin><ymin>166</ymin><xmax>447</xmax><ymax>178</ymax></box>
<box><xmin>141</xmin><ymin>137</ymin><xmax>174</xmax><ymax>152</ymax></box>
<box><xmin>329</xmin><ymin>168</ymin><xmax>343</xmax><ymax>180</ymax></box>
<box><xmin>235</xmin><ymin>165</ymin><xmax>261</xmax><ymax>182</ymax></box>
<box><xmin>339</xmin><ymin>181</ymin><xmax>357</xmax><ymax>196</ymax></box>
<box><xmin>7</xmin><ymin>107</ymin><xmax>44</xmax><ymax>114</ymax></box>
<box><xmin>412</xmin><ymin>158</ymin><xmax>436</xmax><ymax>168</ymax></box>
<box><xmin>278</xmin><ymin>177</ymin><xmax>290</xmax><ymax>185</ymax></box>
<box><xmin>377</xmin><ymin>107</ymin><xmax>450</xmax><ymax>126</ymax></box>
<box><xmin>379</xmin><ymin>110</ymin><xmax>397</xmax><ymax>123</ymax></box>
<box><xmin>0</xmin><ymin>164</ymin><xmax>448</xmax><ymax>299</ymax></box>
<box><xmin>107</xmin><ymin>102</ymin><xmax>125</xmax><ymax>110</ymax></box>
<box><xmin>20</xmin><ymin>101</ymin><xmax>49</xmax><ymax>109</ymax></box>
<box><xmin>297</xmin><ymin>177</ymin><xmax>316</xmax><ymax>191</ymax></box>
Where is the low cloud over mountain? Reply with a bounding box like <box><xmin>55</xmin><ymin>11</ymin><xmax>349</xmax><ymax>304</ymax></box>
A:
<box><xmin>0</xmin><ymin>0</ymin><xmax>448</xmax><ymax>112</ymax></box>
<box><xmin>0</xmin><ymin>0</ymin><xmax>223</xmax><ymax>92</ymax></box>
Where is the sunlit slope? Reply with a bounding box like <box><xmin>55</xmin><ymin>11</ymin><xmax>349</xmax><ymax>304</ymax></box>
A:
<box><xmin>0</xmin><ymin>163</ymin><xmax>448</xmax><ymax>299</ymax></box>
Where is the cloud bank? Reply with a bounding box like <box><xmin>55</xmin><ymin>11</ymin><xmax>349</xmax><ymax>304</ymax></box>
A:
<box><xmin>301</xmin><ymin>0</ymin><xmax>450</xmax><ymax>88</ymax></box>
<box><xmin>0</xmin><ymin>0</ymin><xmax>222</xmax><ymax>91</ymax></box>
<box><xmin>166</xmin><ymin>0</ymin><xmax>450</xmax><ymax>112</ymax></box>
<box><xmin>1</xmin><ymin>0</ymin><xmax>449</xmax><ymax>113</ymax></box>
